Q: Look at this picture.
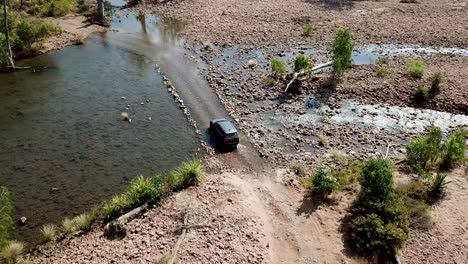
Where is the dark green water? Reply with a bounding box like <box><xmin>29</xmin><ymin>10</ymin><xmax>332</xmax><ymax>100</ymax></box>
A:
<box><xmin>0</xmin><ymin>20</ymin><xmax>199</xmax><ymax>245</ymax></box>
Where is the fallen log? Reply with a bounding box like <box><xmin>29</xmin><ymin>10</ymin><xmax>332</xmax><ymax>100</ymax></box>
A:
<box><xmin>103</xmin><ymin>203</ymin><xmax>149</xmax><ymax>238</ymax></box>
<box><xmin>284</xmin><ymin>61</ymin><xmax>332</xmax><ymax>92</ymax></box>
<box><xmin>169</xmin><ymin>210</ymin><xmax>189</xmax><ymax>264</ymax></box>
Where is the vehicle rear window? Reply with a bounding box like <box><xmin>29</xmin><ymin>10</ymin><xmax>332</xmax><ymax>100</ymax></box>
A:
<box><xmin>225</xmin><ymin>132</ymin><xmax>237</xmax><ymax>138</ymax></box>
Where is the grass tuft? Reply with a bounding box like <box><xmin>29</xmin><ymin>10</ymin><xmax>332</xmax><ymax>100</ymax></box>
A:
<box><xmin>1</xmin><ymin>240</ymin><xmax>24</xmax><ymax>262</ymax></box>
<box><xmin>264</xmin><ymin>77</ymin><xmax>278</xmax><ymax>87</ymax></box>
<box><xmin>303</xmin><ymin>23</ymin><xmax>313</xmax><ymax>37</ymax></box>
<box><xmin>62</xmin><ymin>217</ymin><xmax>77</xmax><ymax>234</ymax></box>
<box><xmin>376</xmin><ymin>67</ymin><xmax>387</xmax><ymax>77</ymax></box>
<box><xmin>290</xmin><ymin>162</ymin><xmax>306</xmax><ymax>177</ymax></box>
<box><xmin>40</xmin><ymin>224</ymin><xmax>57</xmax><ymax>242</ymax></box>
<box><xmin>407</xmin><ymin>59</ymin><xmax>425</xmax><ymax>79</ymax></box>
<box><xmin>414</xmin><ymin>84</ymin><xmax>430</xmax><ymax>102</ymax></box>
<box><xmin>430</xmin><ymin>71</ymin><xmax>443</xmax><ymax>95</ymax></box>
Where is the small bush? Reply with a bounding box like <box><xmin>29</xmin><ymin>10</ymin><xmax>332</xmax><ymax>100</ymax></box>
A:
<box><xmin>40</xmin><ymin>224</ymin><xmax>57</xmax><ymax>242</ymax></box>
<box><xmin>430</xmin><ymin>71</ymin><xmax>443</xmax><ymax>95</ymax></box>
<box><xmin>293</xmin><ymin>54</ymin><xmax>312</xmax><ymax>73</ymax></box>
<box><xmin>331</xmin><ymin>29</ymin><xmax>354</xmax><ymax>77</ymax></box>
<box><xmin>407</xmin><ymin>59</ymin><xmax>425</xmax><ymax>79</ymax></box>
<box><xmin>1</xmin><ymin>240</ymin><xmax>24</xmax><ymax>263</ymax></box>
<box><xmin>127</xmin><ymin>175</ymin><xmax>162</xmax><ymax>206</ymax></box>
<box><xmin>429</xmin><ymin>173</ymin><xmax>449</xmax><ymax>197</ymax></box>
<box><xmin>349</xmin><ymin>194</ymin><xmax>409</xmax><ymax>255</ymax></box>
<box><xmin>264</xmin><ymin>77</ymin><xmax>278</xmax><ymax>87</ymax></box>
<box><xmin>174</xmin><ymin>159</ymin><xmax>204</xmax><ymax>188</ymax></box>
<box><xmin>440</xmin><ymin>129</ymin><xmax>465</xmax><ymax>170</ymax></box>
<box><xmin>290</xmin><ymin>162</ymin><xmax>306</xmax><ymax>176</ymax></box>
<box><xmin>62</xmin><ymin>217</ymin><xmax>78</xmax><ymax>234</ymax></box>
<box><xmin>26</xmin><ymin>0</ymin><xmax>76</xmax><ymax>17</ymax></box>
<box><xmin>360</xmin><ymin>159</ymin><xmax>394</xmax><ymax>201</ymax></box>
<box><xmin>303</xmin><ymin>23</ymin><xmax>313</xmax><ymax>37</ymax></box>
<box><xmin>271</xmin><ymin>58</ymin><xmax>287</xmax><ymax>76</ymax></box>
<box><xmin>376</xmin><ymin>56</ymin><xmax>389</xmax><ymax>65</ymax></box>
<box><xmin>331</xmin><ymin>161</ymin><xmax>365</xmax><ymax>187</ymax></box>
<box><xmin>317</xmin><ymin>134</ymin><xmax>328</xmax><ymax>147</ymax></box>
<box><xmin>376</xmin><ymin>67</ymin><xmax>387</xmax><ymax>77</ymax></box>
<box><xmin>406</xmin><ymin>126</ymin><xmax>442</xmax><ymax>170</ymax></box>
<box><xmin>310</xmin><ymin>166</ymin><xmax>338</xmax><ymax>195</ymax></box>
<box><xmin>72</xmin><ymin>213</ymin><xmax>94</xmax><ymax>232</ymax></box>
<box><xmin>414</xmin><ymin>85</ymin><xmax>430</xmax><ymax>102</ymax></box>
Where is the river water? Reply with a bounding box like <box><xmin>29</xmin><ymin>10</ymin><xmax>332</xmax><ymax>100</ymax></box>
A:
<box><xmin>0</xmin><ymin>13</ymin><xmax>200</xmax><ymax>245</ymax></box>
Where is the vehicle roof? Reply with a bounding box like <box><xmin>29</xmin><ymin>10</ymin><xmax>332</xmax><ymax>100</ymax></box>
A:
<box><xmin>216</xmin><ymin>120</ymin><xmax>237</xmax><ymax>134</ymax></box>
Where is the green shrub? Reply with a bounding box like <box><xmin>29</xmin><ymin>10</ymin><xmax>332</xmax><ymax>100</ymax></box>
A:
<box><xmin>293</xmin><ymin>54</ymin><xmax>312</xmax><ymax>73</ymax></box>
<box><xmin>414</xmin><ymin>85</ymin><xmax>430</xmax><ymax>102</ymax></box>
<box><xmin>0</xmin><ymin>240</ymin><xmax>24</xmax><ymax>263</ymax></box>
<box><xmin>376</xmin><ymin>67</ymin><xmax>387</xmax><ymax>77</ymax></box>
<box><xmin>127</xmin><ymin>175</ymin><xmax>161</xmax><ymax>206</ymax></box>
<box><xmin>0</xmin><ymin>187</ymin><xmax>13</xmax><ymax>249</ymax></box>
<box><xmin>331</xmin><ymin>161</ymin><xmax>365</xmax><ymax>188</ymax></box>
<box><xmin>331</xmin><ymin>29</ymin><xmax>354</xmax><ymax>77</ymax></box>
<box><xmin>310</xmin><ymin>166</ymin><xmax>338</xmax><ymax>195</ymax></box>
<box><xmin>360</xmin><ymin>159</ymin><xmax>394</xmax><ymax>201</ymax></box>
<box><xmin>429</xmin><ymin>173</ymin><xmax>449</xmax><ymax>197</ymax></box>
<box><xmin>271</xmin><ymin>58</ymin><xmax>287</xmax><ymax>76</ymax></box>
<box><xmin>430</xmin><ymin>71</ymin><xmax>443</xmax><ymax>95</ymax></box>
<box><xmin>264</xmin><ymin>77</ymin><xmax>278</xmax><ymax>87</ymax></box>
<box><xmin>40</xmin><ymin>224</ymin><xmax>57</xmax><ymax>242</ymax></box>
<box><xmin>440</xmin><ymin>129</ymin><xmax>465</xmax><ymax>170</ymax></box>
<box><xmin>406</xmin><ymin>126</ymin><xmax>442</xmax><ymax>170</ymax></box>
<box><xmin>26</xmin><ymin>0</ymin><xmax>76</xmax><ymax>17</ymax></box>
<box><xmin>303</xmin><ymin>23</ymin><xmax>313</xmax><ymax>37</ymax></box>
<box><xmin>407</xmin><ymin>59</ymin><xmax>425</xmax><ymax>79</ymax></box>
<box><xmin>174</xmin><ymin>159</ymin><xmax>203</xmax><ymax>188</ymax></box>
<box><xmin>349</xmin><ymin>194</ymin><xmax>409</xmax><ymax>255</ymax></box>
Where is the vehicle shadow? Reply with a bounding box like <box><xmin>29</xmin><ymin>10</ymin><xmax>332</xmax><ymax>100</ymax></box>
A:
<box><xmin>296</xmin><ymin>191</ymin><xmax>338</xmax><ymax>217</ymax></box>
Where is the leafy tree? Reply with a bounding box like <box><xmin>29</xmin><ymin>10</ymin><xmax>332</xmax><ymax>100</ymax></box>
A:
<box><xmin>331</xmin><ymin>29</ymin><xmax>353</xmax><ymax>77</ymax></box>
<box><xmin>0</xmin><ymin>186</ymin><xmax>13</xmax><ymax>249</ymax></box>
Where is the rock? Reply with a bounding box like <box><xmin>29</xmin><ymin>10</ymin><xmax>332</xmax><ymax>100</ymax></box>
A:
<box><xmin>121</xmin><ymin>112</ymin><xmax>129</xmax><ymax>121</ymax></box>
<box><xmin>104</xmin><ymin>221</ymin><xmax>127</xmax><ymax>239</ymax></box>
<box><xmin>18</xmin><ymin>216</ymin><xmax>27</xmax><ymax>225</ymax></box>
<box><xmin>121</xmin><ymin>96</ymin><xmax>126</xmax><ymax>100</ymax></box>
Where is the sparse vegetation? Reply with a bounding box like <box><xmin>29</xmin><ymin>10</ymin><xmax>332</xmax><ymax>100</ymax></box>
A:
<box><xmin>376</xmin><ymin>67</ymin><xmax>387</xmax><ymax>77</ymax></box>
<box><xmin>440</xmin><ymin>129</ymin><xmax>466</xmax><ymax>170</ymax></box>
<box><xmin>0</xmin><ymin>187</ymin><xmax>13</xmax><ymax>251</ymax></box>
<box><xmin>303</xmin><ymin>23</ymin><xmax>313</xmax><ymax>37</ymax></box>
<box><xmin>407</xmin><ymin>59</ymin><xmax>425</xmax><ymax>79</ymax></box>
<box><xmin>309</xmin><ymin>166</ymin><xmax>338</xmax><ymax>195</ymax></box>
<box><xmin>348</xmin><ymin>159</ymin><xmax>409</xmax><ymax>256</ymax></box>
<box><xmin>40</xmin><ymin>224</ymin><xmax>57</xmax><ymax>242</ymax></box>
<box><xmin>62</xmin><ymin>217</ymin><xmax>77</xmax><ymax>234</ymax></box>
<box><xmin>429</xmin><ymin>173</ymin><xmax>450</xmax><ymax>197</ymax></box>
<box><xmin>317</xmin><ymin>134</ymin><xmax>328</xmax><ymax>147</ymax></box>
<box><xmin>406</xmin><ymin>126</ymin><xmax>442</xmax><ymax>170</ymax></box>
<box><xmin>293</xmin><ymin>54</ymin><xmax>312</xmax><ymax>73</ymax></box>
<box><xmin>331</xmin><ymin>29</ymin><xmax>354</xmax><ymax>78</ymax></box>
<box><xmin>413</xmin><ymin>84</ymin><xmax>430</xmax><ymax>102</ymax></box>
<box><xmin>271</xmin><ymin>58</ymin><xmax>287</xmax><ymax>76</ymax></box>
<box><xmin>376</xmin><ymin>56</ymin><xmax>389</xmax><ymax>65</ymax></box>
<box><xmin>330</xmin><ymin>161</ymin><xmax>364</xmax><ymax>187</ymax></box>
<box><xmin>430</xmin><ymin>71</ymin><xmax>443</xmax><ymax>95</ymax></box>
<box><xmin>72</xmin><ymin>213</ymin><xmax>93</xmax><ymax>232</ymax></box>
<box><xmin>290</xmin><ymin>162</ymin><xmax>306</xmax><ymax>176</ymax></box>
<box><xmin>264</xmin><ymin>77</ymin><xmax>278</xmax><ymax>87</ymax></box>
<box><xmin>1</xmin><ymin>240</ymin><xmax>24</xmax><ymax>263</ymax></box>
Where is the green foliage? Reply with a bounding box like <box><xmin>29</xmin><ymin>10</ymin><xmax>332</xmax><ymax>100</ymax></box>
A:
<box><xmin>407</xmin><ymin>59</ymin><xmax>425</xmax><ymax>79</ymax></box>
<box><xmin>0</xmin><ymin>9</ymin><xmax>57</xmax><ymax>64</ymax></box>
<box><xmin>25</xmin><ymin>0</ymin><xmax>76</xmax><ymax>17</ymax></box>
<box><xmin>429</xmin><ymin>173</ymin><xmax>449</xmax><ymax>197</ymax></box>
<box><xmin>406</xmin><ymin>126</ymin><xmax>442</xmax><ymax>170</ymax></box>
<box><xmin>376</xmin><ymin>67</ymin><xmax>387</xmax><ymax>77</ymax></box>
<box><xmin>99</xmin><ymin>159</ymin><xmax>203</xmax><ymax>222</ymax></box>
<box><xmin>360</xmin><ymin>159</ymin><xmax>394</xmax><ymax>201</ymax></box>
<box><xmin>0</xmin><ymin>187</ymin><xmax>13</xmax><ymax>249</ymax></box>
<box><xmin>430</xmin><ymin>71</ymin><xmax>443</xmax><ymax>95</ymax></box>
<box><xmin>330</xmin><ymin>161</ymin><xmax>364</xmax><ymax>187</ymax></box>
<box><xmin>349</xmin><ymin>193</ymin><xmax>409</xmax><ymax>255</ymax></box>
<box><xmin>271</xmin><ymin>58</ymin><xmax>287</xmax><ymax>76</ymax></box>
<box><xmin>440</xmin><ymin>129</ymin><xmax>466</xmax><ymax>170</ymax></box>
<box><xmin>310</xmin><ymin>166</ymin><xmax>338</xmax><ymax>195</ymax></box>
<box><xmin>303</xmin><ymin>23</ymin><xmax>313</xmax><ymax>37</ymax></box>
<box><xmin>72</xmin><ymin>213</ymin><xmax>94</xmax><ymax>232</ymax></box>
<box><xmin>293</xmin><ymin>54</ymin><xmax>312</xmax><ymax>73</ymax></box>
<box><xmin>331</xmin><ymin>29</ymin><xmax>354</xmax><ymax>77</ymax></box>
<box><xmin>0</xmin><ymin>240</ymin><xmax>24</xmax><ymax>263</ymax></box>
<box><xmin>413</xmin><ymin>85</ymin><xmax>430</xmax><ymax>102</ymax></box>
<box><xmin>40</xmin><ymin>224</ymin><xmax>57</xmax><ymax>242</ymax></box>
<box><xmin>401</xmin><ymin>196</ymin><xmax>432</xmax><ymax>229</ymax></box>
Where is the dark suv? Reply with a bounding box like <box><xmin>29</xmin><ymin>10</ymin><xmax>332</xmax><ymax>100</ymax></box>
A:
<box><xmin>209</xmin><ymin>119</ymin><xmax>240</xmax><ymax>149</ymax></box>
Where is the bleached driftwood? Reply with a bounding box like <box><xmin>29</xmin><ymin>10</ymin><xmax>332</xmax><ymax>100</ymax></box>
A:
<box><xmin>284</xmin><ymin>61</ymin><xmax>333</xmax><ymax>92</ymax></box>
<box><xmin>168</xmin><ymin>210</ymin><xmax>189</xmax><ymax>264</ymax></box>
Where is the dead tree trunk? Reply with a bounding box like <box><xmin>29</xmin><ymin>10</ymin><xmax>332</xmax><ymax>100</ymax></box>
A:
<box><xmin>96</xmin><ymin>0</ymin><xmax>105</xmax><ymax>21</ymax></box>
<box><xmin>2</xmin><ymin>0</ymin><xmax>15</xmax><ymax>69</ymax></box>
